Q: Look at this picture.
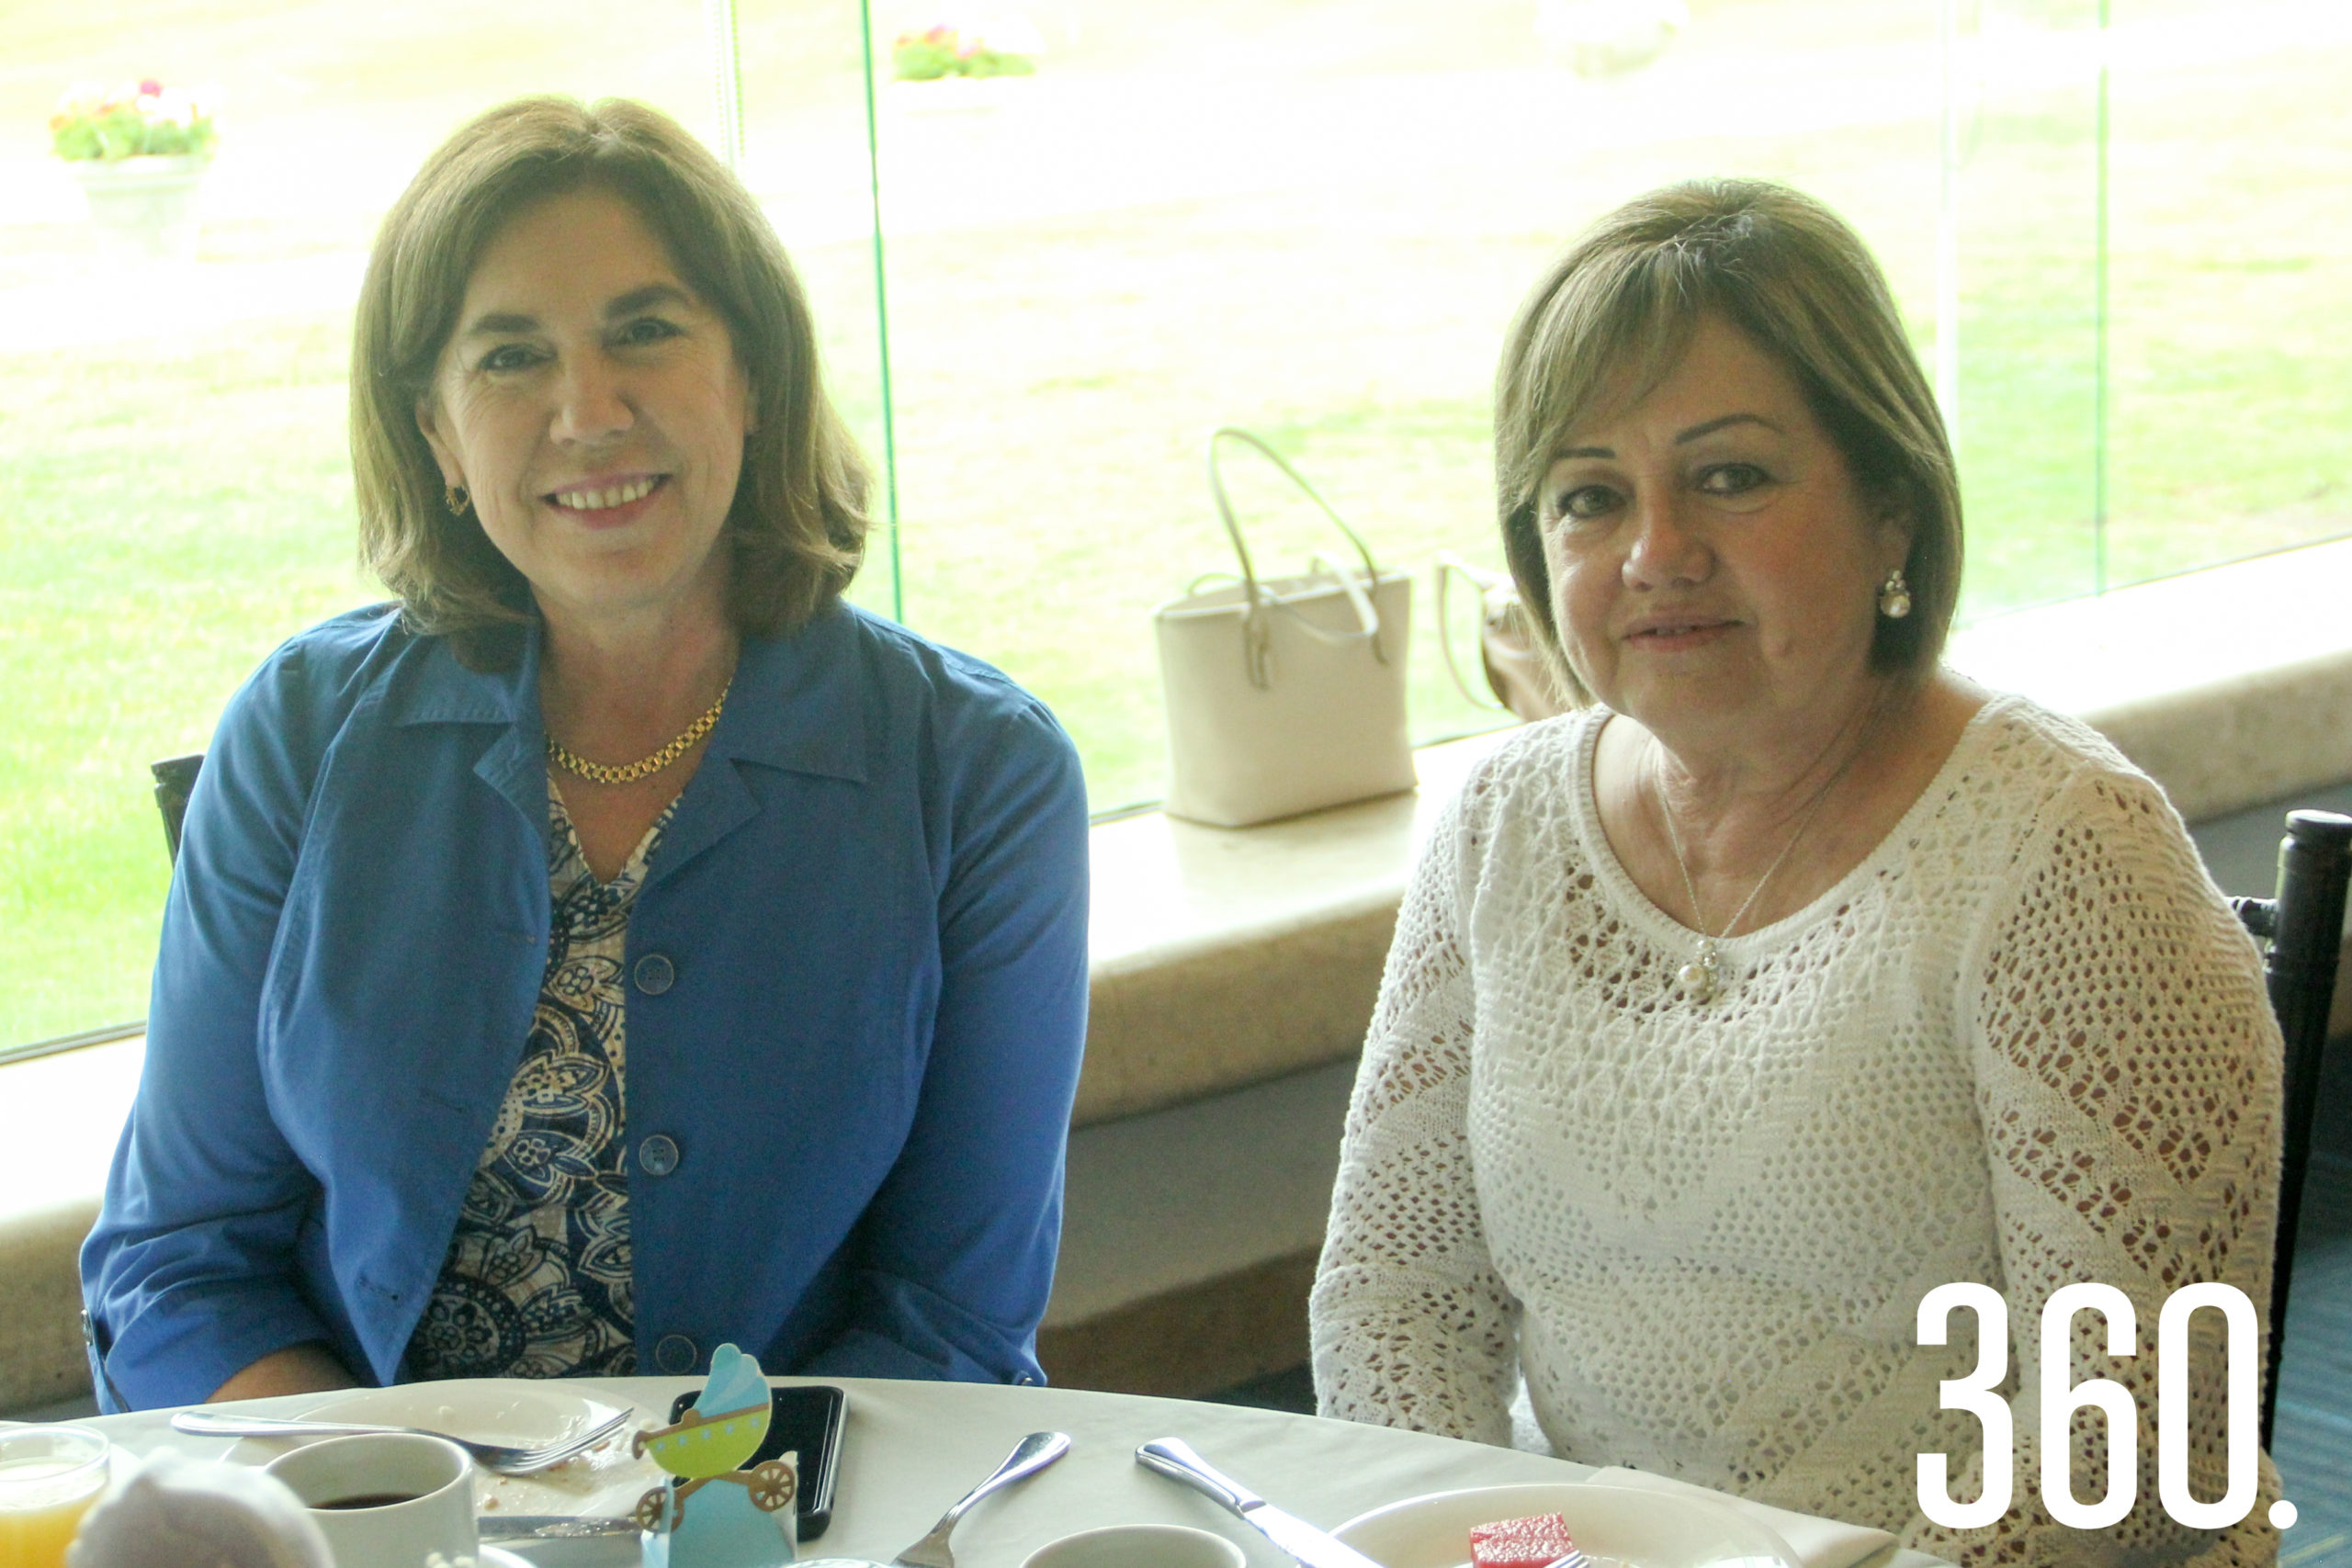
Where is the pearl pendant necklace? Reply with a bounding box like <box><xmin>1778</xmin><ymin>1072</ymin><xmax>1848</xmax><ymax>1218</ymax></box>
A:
<box><xmin>1675</xmin><ymin>937</ymin><xmax>1726</xmax><ymax>1003</ymax></box>
<box><xmin>1660</xmin><ymin>804</ymin><xmax>1809</xmax><ymax>1005</ymax></box>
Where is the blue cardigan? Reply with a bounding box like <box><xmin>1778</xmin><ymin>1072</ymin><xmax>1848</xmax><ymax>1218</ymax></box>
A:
<box><xmin>82</xmin><ymin>601</ymin><xmax>1091</xmax><ymax>1410</ymax></box>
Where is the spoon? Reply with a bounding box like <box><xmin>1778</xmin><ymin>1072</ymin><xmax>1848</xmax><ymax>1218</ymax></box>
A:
<box><xmin>891</xmin><ymin>1430</ymin><xmax>1073</xmax><ymax>1567</ymax></box>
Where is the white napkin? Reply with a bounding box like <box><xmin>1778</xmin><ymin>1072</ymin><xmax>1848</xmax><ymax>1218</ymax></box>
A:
<box><xmin>1584</xmin><ymin>1467</ymin><xmax>1898</xmax><ymax>1568</ymax></box>
<box><xmin>67</xmin><ymin>1450</ymin><xmax>333</xmax><ymax>1568</ymax></box>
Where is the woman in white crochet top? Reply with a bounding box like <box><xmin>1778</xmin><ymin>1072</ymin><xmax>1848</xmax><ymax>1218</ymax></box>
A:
<box><xmin>1309</xmin><ymin>179</ymin><xmax>2285</xmax><ymax>1564</ymax></box>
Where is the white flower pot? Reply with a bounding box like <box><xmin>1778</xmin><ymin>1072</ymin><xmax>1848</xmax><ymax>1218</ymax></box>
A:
<box><xmin>69</xmin><ymin>154</ymin><xmax>209</xmax><ymax>264</ymax></box>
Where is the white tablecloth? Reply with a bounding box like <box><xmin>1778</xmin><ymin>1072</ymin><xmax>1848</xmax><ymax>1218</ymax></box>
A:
<box><xmin>77</xmin><ymin>1377</ymin><xmax>1951</xmax><ymax>1568</ymax></box>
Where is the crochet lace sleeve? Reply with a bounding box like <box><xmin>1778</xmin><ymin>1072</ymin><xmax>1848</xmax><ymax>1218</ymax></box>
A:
<box><xmin>1310</xmin><ymin>771</ymin><xmax>1518</xmax><ymax>1446</ymax></box>
<box><xmin>1908</xmin><ymin>768</ymin><xmax>2285</xmax><ymax>1566</ymax></box>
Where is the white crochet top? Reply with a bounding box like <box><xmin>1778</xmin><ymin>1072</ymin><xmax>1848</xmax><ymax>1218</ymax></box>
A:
<box><xmin>1310</xmin><ymin>694</ymin><xmax>2285</xmax><ymax>1564</ymax></box>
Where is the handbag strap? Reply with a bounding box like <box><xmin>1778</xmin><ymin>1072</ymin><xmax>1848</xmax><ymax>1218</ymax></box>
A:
<box><xmin>1185</xmin><ymin>562</ymin><xmax>1381</xmax><ymax>646</ymax></box>
<box><xmin>1205</xmin><ymin>428</ymin><xmax>1392</xmax><ymax>678</ymax></box>
<box><xmin>1301</xmin><ymin>552</ymin><xmax>1384</xmax><ymax>647</ymax></box>
<box><xmin>1433</xmin><ymin>553</ymin><xmax>1509</xmax><ymax>713</ymax></box>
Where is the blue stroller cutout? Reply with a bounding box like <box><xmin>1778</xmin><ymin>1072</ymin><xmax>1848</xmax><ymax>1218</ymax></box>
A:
<box><xmin>632</xmin><ymin>1343</ymin><xmax>797</xmax><ymax>1567</ymax></box>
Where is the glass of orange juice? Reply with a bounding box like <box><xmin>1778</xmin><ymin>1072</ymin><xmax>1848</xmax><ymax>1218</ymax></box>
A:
<box><xmin>0</xmin><ymin>1426</ymin><xmax>109</xmax><ymax>1568</ymax></box>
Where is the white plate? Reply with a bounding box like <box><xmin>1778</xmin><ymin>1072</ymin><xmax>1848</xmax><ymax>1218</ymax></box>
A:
<box><xmin>221</xmin><ymin>1381</ymin><xmax>661</xmax><ymax>1521</ymax></box>
<box><xmin>1332</xmin><ymin>1482</ymin><xmax>1799</xmax><ymax>1568</ymax></box>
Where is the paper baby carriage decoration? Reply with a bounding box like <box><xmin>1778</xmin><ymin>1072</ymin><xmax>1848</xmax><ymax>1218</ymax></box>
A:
<box><xmin>635</xmin><ymin>1342</ymin><xmax>798</xmax><ymax>1567</ymax></box>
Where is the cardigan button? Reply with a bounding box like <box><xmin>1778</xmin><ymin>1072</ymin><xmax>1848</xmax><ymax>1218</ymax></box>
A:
<box><xmin>653</xmin><ymin>1334</ymin><xmax>699</xmax><ymax>1375</ymax></box>
<box><xmin>633</xmin><ymin>953</ymin><xmax>676</xmax><ymax>995</ymax></box>
<box><xmin>637</xmin><ymin>1134</ymin><xmax>681</xmax><ymax>1178</ymax></box>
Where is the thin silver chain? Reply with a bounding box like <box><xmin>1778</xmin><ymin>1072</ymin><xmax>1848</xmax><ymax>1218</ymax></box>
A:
<box><xmin>1657</xmin><ymin>769</ymin><xmax>1840</xmax><ymax>946</ymax></box>
<box><xmin>1653</xmin><ymin>715</ymin><xmax>1876</xmax><ymax>999</ymax></box>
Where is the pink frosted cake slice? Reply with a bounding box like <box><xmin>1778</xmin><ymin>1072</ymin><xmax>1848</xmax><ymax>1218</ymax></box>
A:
<box><xmin>1469</xmin><ymin>1511</ymin><xmax>1578</xmax><ymax>1568</ymax></box>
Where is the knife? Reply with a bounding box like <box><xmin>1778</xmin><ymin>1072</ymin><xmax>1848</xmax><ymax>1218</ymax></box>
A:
<box><xmin>477</xmin><ymin>1514</ymin><xmax>641</xmax><ymax>1541</ymax></box>
<box><xmin>1136</xmin><ymin>1438</ymin><xmax>1386</xmax><ymax>1568</ymax></box>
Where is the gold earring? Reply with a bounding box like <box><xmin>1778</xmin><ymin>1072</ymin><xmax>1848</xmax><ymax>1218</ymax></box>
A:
<box><xmin>1878</xmin><ymin>567</ymin><xmax>1912</xmax><ymax>620</ymax></box>
<box><xmin>444</xmin><ymin>484</ymin><xmax>469</xmax><ymax>517</ymax></box>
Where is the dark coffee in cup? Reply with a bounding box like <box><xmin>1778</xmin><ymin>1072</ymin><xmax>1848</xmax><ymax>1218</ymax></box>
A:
<box><xmin>264</xmin><ymin>1432</ymin><xmax>477</xmax><ymax>1564</ymax></box>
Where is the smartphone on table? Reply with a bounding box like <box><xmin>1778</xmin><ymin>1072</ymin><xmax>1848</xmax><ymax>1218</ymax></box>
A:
<box><xmin>666</xmin><ymin>1383</ymin><xmax>846</xmax><ymax>1540</ymax></box>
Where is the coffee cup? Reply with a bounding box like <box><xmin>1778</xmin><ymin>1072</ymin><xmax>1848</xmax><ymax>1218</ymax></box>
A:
<box><xmin>1021</xmin><ymin>1523</ymin><xmax>1247</xmax><ymax>1568</ymax></box>
<box><xmin>265</xmin><ymin>1431</ymin><xmax>476</xmax><ymax>1566</ymax></box>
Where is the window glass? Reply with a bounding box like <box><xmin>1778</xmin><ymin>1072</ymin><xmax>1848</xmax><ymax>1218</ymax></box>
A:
<box><xmin>1950</xmin><ymin>0</ymin><xmax>2352</xmax><ymax>607</ymax></box>
<box><xmin>0</xmin><ymin>0</ymin><xmax>887</xmax><ymax>1047</ymax></box>
<box><xmin>2096</xmin><ymin>0</ymin><xmax>2352</xmax><ymax>586</ymax></box>
<box><xmin>3</xmin><ymin>0</ymin><xmax>2346</xmax><ymax>1051</ymax></box>
<box><xmin>876</xmin><ymin>0</ymin><xmax>1951</xmax><ymax>811</ymax></box>
<box><xmin>1951</xmin><ymin>0</ymin><xmax>2107</xmax><ymax>610</ymax></box>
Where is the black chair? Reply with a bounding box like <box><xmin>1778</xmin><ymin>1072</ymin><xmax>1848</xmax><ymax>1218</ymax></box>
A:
<box><xmin>151</xmin><ymin>753</ymin><xmax>203</xmax><ymax>864</ymax></box>
<box><xmin>2229</xmin><ymin>808</ymin><xmax>2352</xmax><ymax>1449</ymax></box>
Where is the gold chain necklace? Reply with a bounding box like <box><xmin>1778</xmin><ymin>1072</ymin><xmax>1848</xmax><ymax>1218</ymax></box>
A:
<box><xmin>547</xmin><ymin>679</ymin><xmax>731</xmax><ymax>787</ymax></box>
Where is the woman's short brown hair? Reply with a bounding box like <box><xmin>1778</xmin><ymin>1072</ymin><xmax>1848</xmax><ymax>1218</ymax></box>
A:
<box><xmin>1495</xmin><ymin>177</ymin><xmax>1961</xmax><ymax>703</ymax></box>
<box><xmin>352</xmin><ymin>96</ymin><xmax>869</xmax><ymax>665</ymax></box>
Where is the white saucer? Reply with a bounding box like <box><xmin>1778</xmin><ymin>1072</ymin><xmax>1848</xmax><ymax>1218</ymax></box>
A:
<box><xmin>1333</xmin><ymin>1481</ymin><xmax>1797</xmax><ymax>1568</ymax></box>
<box><xmin>220</xmin><ymin>1381</ymin><xmax>656</xmax><ymax>1519</ymax></box>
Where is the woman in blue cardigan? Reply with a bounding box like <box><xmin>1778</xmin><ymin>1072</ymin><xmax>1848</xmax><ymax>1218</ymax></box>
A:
<box><xmin>81</xmin><ymin>96</ymin><xmax>1091</xmax><ymax>1410</ymax></box>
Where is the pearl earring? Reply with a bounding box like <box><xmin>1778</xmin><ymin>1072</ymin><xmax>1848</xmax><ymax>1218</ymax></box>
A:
<box><xmin>1878</xmin><ymin>567</ymin><xmax>1912</xmax><ymax>619</ymax></box>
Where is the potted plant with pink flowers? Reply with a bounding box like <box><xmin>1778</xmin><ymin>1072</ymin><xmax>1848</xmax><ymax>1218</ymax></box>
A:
<box><xmin>892</xmin><ymin>21</ymin><xmax>1038</xmax><ymax>81</ymax></box>
<box><xmin>888</xmin><ymin>13</ymin><xmax>1044</xmax><ymax>112</ymax></box>
<box><xmin>51</xmin><ymin>79</ymin><xmax>220</xmax><ymax>262</ymax></box>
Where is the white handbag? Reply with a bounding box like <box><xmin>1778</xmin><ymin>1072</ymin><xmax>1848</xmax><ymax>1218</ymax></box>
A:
<box><xmin>1154</xmin><ymin>428</ymin><xmax>1417</xmax><ymax>828</ymax></box>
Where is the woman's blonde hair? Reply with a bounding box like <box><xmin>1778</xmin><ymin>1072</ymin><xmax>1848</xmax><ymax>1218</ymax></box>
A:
<box><xmin>351</xmin><ymin>96</ymin><xmax>870</xmax><ymax>666</ymax></box>
<box><xmin>1495</xmin><ymin>177</ymin><xmax>1961</xmax><ymax>704</ymax></box>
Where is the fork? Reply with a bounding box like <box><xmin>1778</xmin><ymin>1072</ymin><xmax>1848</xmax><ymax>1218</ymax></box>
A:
<box><xmin>169</xmin><ymin>1404</ymin><xmax>635</xmax><ymax>1474</ymax></box>
<box><xmin>890</xmin><ymin>1429</ymin><xmax>1070</xmax><ymax>1567</ymax></box>
<box><xmin>1544</xmin><ymin>1553</ymin><xmax>1592</xmax><ymax>1568</ymax></box>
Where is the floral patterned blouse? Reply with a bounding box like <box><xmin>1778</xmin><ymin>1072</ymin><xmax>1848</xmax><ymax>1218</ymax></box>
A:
<box><xmin>404</xmin><ymin>782</ymin><xmax>673</xmax><ymax>1380</ymax></box>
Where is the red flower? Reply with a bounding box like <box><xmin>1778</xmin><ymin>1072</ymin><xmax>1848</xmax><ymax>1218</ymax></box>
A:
<box><xmin>139</xmin><ymin>78</ymin><xmax>164</xmax><ymax>96</ymax></box>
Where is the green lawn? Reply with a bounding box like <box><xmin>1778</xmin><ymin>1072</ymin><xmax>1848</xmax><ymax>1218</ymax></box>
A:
<box><xmin>4</xmin><ymin>0</ymin><xmax>2348</xmax><ymax>1048</ymax></box>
